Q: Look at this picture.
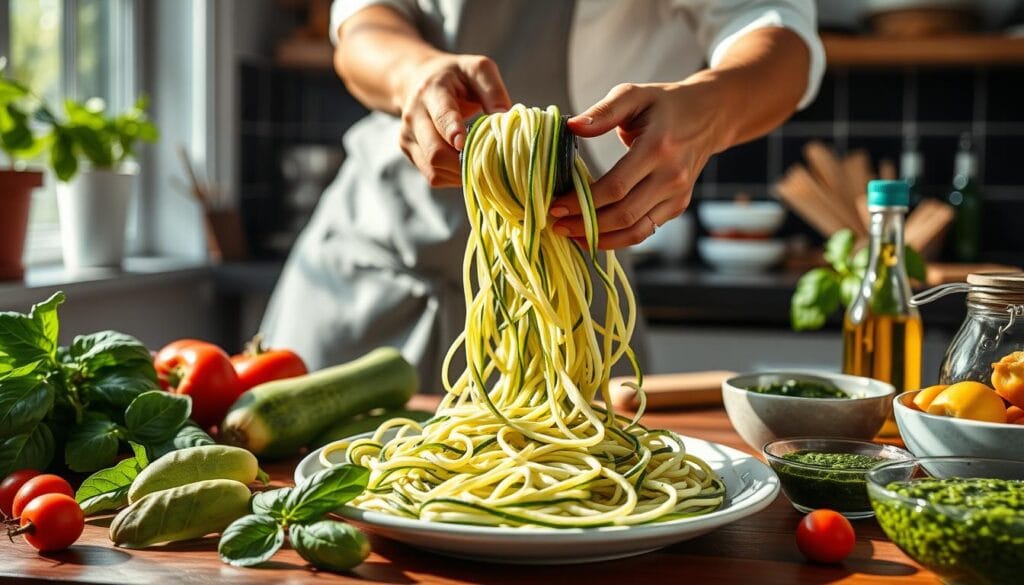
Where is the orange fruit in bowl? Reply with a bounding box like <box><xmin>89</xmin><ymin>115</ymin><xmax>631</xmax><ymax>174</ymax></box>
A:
<box><xmin>1007</xmin><ymin>405</ymin><xmax>1024</xmax><ymax>424</ymax></box>
<box><xmin>912</xmin><ymin>385</ymin><xmax>949</xmax><ymax>411</ymax></box>
<box><xmin>926</xmin><ymin>381</ymin><xmax>1007</xmax><ymax>424</ymax></box>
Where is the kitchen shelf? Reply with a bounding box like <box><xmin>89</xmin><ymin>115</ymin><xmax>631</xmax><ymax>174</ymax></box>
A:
<box><xmin>823</xmin><ymin>32</ymin><xmax>1024</xmax><ymax>66</ymax></box>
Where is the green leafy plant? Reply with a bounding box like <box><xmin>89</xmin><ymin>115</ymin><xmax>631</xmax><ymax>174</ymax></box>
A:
<box><xmin>790</xmin><ymin>229</ymin><xmax>927</xmax><ymax>331</ymax></box>
<box><xmin>0</xmin><ymin>292</ymin><xmax>204</xmax><ymax>477</ymax></box>
<box><xmin>218</xmin><ymin>464</ymin><xmax>371</xmax><ymax>571</ymax></box>
<box><xmin>0</xmin><ymin>60</ymin><xmax>46</xmax><ymax>166</ymax></box>
<box><xmin>39</xmin><ymin>96</ymin><xmax>158</xmax><ymax>181</ymax></box>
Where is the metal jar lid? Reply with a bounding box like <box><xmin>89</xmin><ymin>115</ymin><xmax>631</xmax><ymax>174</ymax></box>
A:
<box><xmin>913</xmin><ymin>271</ymin><xmax>1024</xmax><ymax>311</ymax></box>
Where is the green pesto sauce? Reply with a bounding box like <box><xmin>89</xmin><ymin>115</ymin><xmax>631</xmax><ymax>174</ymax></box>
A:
<box><xmin>746</xmin><ymin>379</ymin><xmax>848</xmax><ymax>399</ymax></box>
<box><xmin>774</xmin><ymin>451</ymin><xmax>886</xmax><ymax>513</ymax></box>
<box><xmin>873</xmin><ymin>478</ymin><xmax>1024</xmax><ymax>585</ymax></box>
<box><xmin>782</xmin><ymin>451</ymin><xmax>887</xmax><ymax>470</ymax></box>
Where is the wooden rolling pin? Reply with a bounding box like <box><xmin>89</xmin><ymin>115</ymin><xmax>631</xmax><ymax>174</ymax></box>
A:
<box><xmin>609</xmin><ymin>371</ymin><xmax>736</xmax><ymax>412</ymax></box>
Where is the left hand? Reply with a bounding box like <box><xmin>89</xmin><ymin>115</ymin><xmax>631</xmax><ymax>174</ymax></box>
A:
<box><xmin>549</xmin><ymin>81</ymin><xmax>727</xmax><ymax>249</ymax></box>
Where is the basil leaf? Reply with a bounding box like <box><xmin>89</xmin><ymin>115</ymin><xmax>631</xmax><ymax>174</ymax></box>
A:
<box><xmin>89</xmin><ymin>372</ymin><xmax>160</xmax><ymax>410</ymax></box>
<box><xmin>905</xmin><ymin>246</ymin><xmax>927</xmax><ymax>282</ymax></box>
<box><xmin>251</xmin><ymin>488</ymin><xmax>292</xmax><ymax>519</ymax></box>
<box><xmin>124</xmin><ymin>391</ymin><xmax>191</xmax><ymax>443</ymax></box>
<box><xmin>70</xmin><ymin>331</ymin><xmax>152</xmax><ymax>372</ymax></box>
<box><xmin>217</xmin><ymin>514</ymin><xmax>284</xmax><ymax>568</ymax></box>
<box><xmin>823</xmin><ymin>229</ymin><xmax>855</xmax><ymax>272</ymax></box>
<box><xmin>790</xmin><ymin>267</ymin><xmax>840</xmax><ymax>332</ymax></box>
<box><xmin>284</xmin><ymin>465</ymin><xmax>369</xmax><ymax>524</ymax></box>
<box><xmin>290</xmin><ymin>521</ymin><xmax>370</xmax><ymax>572</ymax></box>
<box><xmin>76</xmin><ymin>442</ymin><xmax>149</xmax><ymax>516</ymax></box>
<box><xmin>0</xmin><ymin>377</ymin><xmax>54</xmax><ymax>437</ymax></box>
<box><xmin>0</xmin><ymin>311</ymin><xmax>49</xmax><ymax>366</ymax></box>
<box><xmin>0</xmin><ymin>424</ymin><xmax>55</xmax><ymax>477</ymax></box>
<box><xmin>65</xmin><ymin>417</ymin><xmax>123</xmax><ymax>472</ymax></box>
<box><xmin>145</xmin><ymin>421</ymin><xmax>216</xmax><ymax>460</ymax></box>
<box><xmin>0</xmin><ymin>360</ymin><xmax>43</xmax><ymax>379</ymax></box>
<box><xmin>29</xmin><ymin>291</ymin><xmax>64</xmax><ymax>352</ymax></box>
<box><xmin>839</xmin><ymin>273</ymin><xmax>862</xmax><ymax>307</ymax></box>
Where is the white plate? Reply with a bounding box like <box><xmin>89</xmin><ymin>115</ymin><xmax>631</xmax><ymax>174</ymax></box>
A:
<box><xmin>295</xmin><ymin>432</ymin><xmax>779</xmax><ymax>565</ymax></box>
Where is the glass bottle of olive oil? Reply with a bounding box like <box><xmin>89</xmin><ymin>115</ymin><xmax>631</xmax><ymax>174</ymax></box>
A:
<box><xmin>843</xmin><ymin>180</ymin><xmax>922</xmax><ymax>437</ymax></box>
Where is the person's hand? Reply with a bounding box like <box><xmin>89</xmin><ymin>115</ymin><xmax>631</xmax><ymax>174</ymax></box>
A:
<box><xmin>398</xmin><ymin>54</ymin><xmax>511</xmax><ymax>187</ymax></box>
<box><xmin>549</xmin><ymin>81</ymin><xmax>728</xmax><ymax>249</ymax></box>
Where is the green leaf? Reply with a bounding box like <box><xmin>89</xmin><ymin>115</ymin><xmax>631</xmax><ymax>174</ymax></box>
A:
<box><xmin>823</xmin><ymin>229</ymin><xmax>856</xmax><ymax>272</ymax></box>
<box><xmin>905</xmin><ymin>246</ymin><xmax>927</xmax><ymax>281</ymax></box>
<box><xmin>124</xmin><ymin>391</ymin><xmax>191</xmax><ymax>443</ymax></box>
<box><xmin>70</xmin><ymin>331</ymin><xmax>153</xmax><ymax>372</ymax></box>
<box><xmin>65</xmin><ymin>417</ymin><xmax>122</xmax><ymax>472</ymax></box>
<box><xmin>67</xmin><ymin>124</ymin><xmax>113</xmax><ymax>168</ymax></box>
<box><xmin>0</xmin><ymin>361</ymin><xmax>42</xmax><ymax>379</ymax></box>
<box><xmin>790</xmin><ymin>268</ymin><xmax>841</xmax><ymax>332</ymax></box>
<box><xmin>88</xmin><ymin>372</ymin><xmax>159</xmax><ymax>410</ymax></box>
<box><xmin>217</xmin><ymin>514</ymin><xmax>285</xmax><ymax>568</ymax></box>
<box><xmin>0</xmin><ymin>424</ymin><xmax>55</xmax><ymax>477</ymax></box>
<box><xmin>290</xmin><ymin>521</ymin><xmax>370</xmax><ymax>572</ymax></box>
<box><xmin>0</xmin><ymin>377</ymin><xmax>54</xmax><ymax>437</ymax></box>
<box><xmin>145</xmin><ymin>421</ymin><xmax>216</xmax><ymax>461</ymax></box>
<box><xmin>283</xmin><ymin>465</ymin><xmax>369</xmax><ymax>524</ymax></box>
<box><xmin>0</xmin><ymin>311</ymin><xmax>50</xmax><ymax>366</ymax></box>
<box><xmin>76</xmin><ymin>442</ymin><xmax>149</xmax><ymax>516</ymax></box>
<box><xmin>852</xmin><ymin>246</ymin><xmax>869</xmax><ymax>273</ymax></box>
<box><xmin>840</xmin><ymin>273</ymin><xmax>862</xmax><ymax>307</ymax></box>
<box><xmin>251</xmin><ymin>488</ymin><xmax>292</xmax><ymax>520</ymax></box>
<box><xmin>51</xmin><ymin>127</ymin><xmax>77</xmax><ymax>181</ymax></box>
<box><xmin>29</xmin><ymin>291</ymin><xmax>64</xmax><ymax>351</ymax></box>
<box><xmin>1</xmin><ymin>104</ymin><xmax>34</xmax><ymax>153</ymax></box>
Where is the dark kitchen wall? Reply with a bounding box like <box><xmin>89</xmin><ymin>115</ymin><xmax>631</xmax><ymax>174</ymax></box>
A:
<box><xmin>701</xmin><ymin>66</ymin><xmax>1024</xmax><ymax>262</ymax></box>
<box><xmin>237</xmin><ymin>62</ymin><xmax>1024</xmax><ymax>262</ymax></box>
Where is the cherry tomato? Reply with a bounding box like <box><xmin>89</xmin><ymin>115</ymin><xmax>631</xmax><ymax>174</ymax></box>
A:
<box><xmin>796</xmin><ymin>509</ymin><xmax>856</xmax><ymax>563</ymax></box>
<box><xmin>13</xmin><ymin>494</ymin><xmax>84</xmax><ymax>552</ymax></box>
<box><xmin>155</xmin><ymin>339</ymin><xmax>243</xmax><ymax>428</ymax></box>
<box><xmin>12</xmin><ymin>474</ymin><xmax>74</xmax><ymax>518</ymax></box>
<box><xmin>0</xmin><ymin>469</ymin><xmax>40</xmax><ymax>518</ymax></box>
<box><xmin>231</xmin><ymin>334</ymin><xmax>307</xmax><ymax>392</ymax></box>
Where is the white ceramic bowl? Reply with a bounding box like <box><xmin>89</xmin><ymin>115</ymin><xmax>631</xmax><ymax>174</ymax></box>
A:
<box><xmin>894</xmin><ymin>390</ymin><xmax>1024</xmax><ymax>461</ymax></box>
<box><xmin>722</xmin><ymin>371</ymin><xmax>896</xmax><ymax>451</ymax></box>
<box><xmin>698</xmin><ymin>237</ymin><xmax>786</xmax><ymax>273</ymax></box>
<box><xmin>631</xmin><ymin>213</ymin><xmax>695</xmax><ymax>264</ymax></box>
<box><xmin>698</xmin><ymin>200</ymin><xmax>786</xmax><ymax>236</ymax></box>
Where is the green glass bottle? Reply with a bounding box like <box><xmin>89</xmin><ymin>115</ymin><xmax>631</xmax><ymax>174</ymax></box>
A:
<box><xmin>948</xmin><ymin>133</ymin><xmax>983</xmax><ymax>262</ymax></box>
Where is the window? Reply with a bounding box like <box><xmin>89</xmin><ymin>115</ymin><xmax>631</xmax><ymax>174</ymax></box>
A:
<box><xmin>2</xmin><ymin>0</ymin><xmax>137</xmax><ymax>265</ymax></box>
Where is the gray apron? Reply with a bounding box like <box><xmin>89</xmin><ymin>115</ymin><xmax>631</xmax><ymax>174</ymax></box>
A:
<box><xmin>262</xmin><ymin>0</ymin><xmax>647</xmax><ymax>389</ymax></box>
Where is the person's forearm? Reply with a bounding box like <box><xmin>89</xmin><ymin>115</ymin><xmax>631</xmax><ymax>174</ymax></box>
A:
<box><xmin>686</xmin><ymin>27</ymin><xmax>810</xmax><ymax>153</ymax></box>
<box><xmin>334</xmin><ymin>5</ymin><xmax>443</xmax><ymax>114</ymax></box>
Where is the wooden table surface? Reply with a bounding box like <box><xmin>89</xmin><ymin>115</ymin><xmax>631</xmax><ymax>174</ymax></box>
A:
<box><xmin>0</xmin><ymin>395</ymin><xmax>935</xmax><ymax>585</ymax></box>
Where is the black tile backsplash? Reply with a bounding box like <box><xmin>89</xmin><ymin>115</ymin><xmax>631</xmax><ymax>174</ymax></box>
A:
<box><xmin>238</xmin><ymin>60</ymin><xmax>1024</xmax><ymax>259</ymax></box>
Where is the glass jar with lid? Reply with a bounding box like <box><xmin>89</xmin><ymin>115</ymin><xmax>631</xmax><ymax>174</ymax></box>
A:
<box><xmin>913</xmin><ymin>272</ymin><xmax>1024</xmax><ymax>384</ymax></box>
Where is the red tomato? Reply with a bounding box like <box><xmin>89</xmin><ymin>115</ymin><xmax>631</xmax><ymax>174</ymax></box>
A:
<box><xmin>796</xmin><ymin>509</ymin><xmax>856</xmax><ymax>563</ymax></box>
<box><xmin>11</xmin><ymin>474</ymin><xmax>74</xmax><ymax>518</ymax></box>
<box><xmin>155</xmin><ymin>340</ymin><xmax>243</xmax><ymax>428</ymax></box>
<box><xmin>14</xmin><ymin>494</ymin><xmax>84</xmax><ymax>552</ymax></box>
<box><xmin>0</xmin><ymin>469</ymin><xmax>40</xmax><ymax>518</ymax></box>
<box><xmin>231</xmin><ymin>335</ymin><xmax>308</xmax><ymax>392</ymax></box>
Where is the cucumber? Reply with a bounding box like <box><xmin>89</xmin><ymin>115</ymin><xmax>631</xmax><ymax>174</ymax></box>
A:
<box><xmin>220</xmin><ymin>347</ymin><xmax>418</xmax><ymax>458</ymax></box>
<box><xmin>311</xmin><ymin>409</ymin><xmax>434</xmax><ymax>448</ymax></box>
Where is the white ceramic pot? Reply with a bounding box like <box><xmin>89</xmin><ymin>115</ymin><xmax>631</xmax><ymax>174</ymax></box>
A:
<box><xmin>57</xmin><ymin>167</ymin><xmax>136</xmax><ymax>270</ymax></box>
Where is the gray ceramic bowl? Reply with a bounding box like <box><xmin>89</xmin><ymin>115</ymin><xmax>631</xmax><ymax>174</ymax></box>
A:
<box><xmin>894</xmin><ymin>390</ymin><xmax>1024</xmax><ymax>461</ymax></box>
<box><xmin>722</xmin><ymin>371</ymin><xmax>896</xmax><ymax>451</ymax></box>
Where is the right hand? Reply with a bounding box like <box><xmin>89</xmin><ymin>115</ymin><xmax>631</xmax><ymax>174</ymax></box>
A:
<box><xmin>398</xmin><ymin>54</ymin><xmax>511</xmax><ymax>187</ymax></box>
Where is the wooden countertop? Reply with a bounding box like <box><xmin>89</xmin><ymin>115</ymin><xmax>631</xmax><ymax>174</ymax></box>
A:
<box><xmin>0</xmin><ymin>395</ymin><xmax>934</xmax><ymax>585</ymax></box>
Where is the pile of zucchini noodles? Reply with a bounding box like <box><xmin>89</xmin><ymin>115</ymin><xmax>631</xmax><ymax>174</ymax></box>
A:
<box><xmin>324</xmin><ymin>105</ymin><xmax>724</xmax><ymax>527</ymax></box>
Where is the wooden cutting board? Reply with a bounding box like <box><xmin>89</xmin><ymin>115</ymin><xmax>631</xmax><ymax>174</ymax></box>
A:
<box><xmin>609</xmin><ymin>371</ymin><xmax>735</xmax><ymax>411</ymax></box>
<box><xmin>926</xmin><ymin>262</ymin><xmax>1022</xmax><ymax>286</ymax></box>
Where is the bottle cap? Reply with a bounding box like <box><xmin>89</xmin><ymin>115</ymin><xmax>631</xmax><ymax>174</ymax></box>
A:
<box><xmin>867</xmin><ymin>180</ymin><xmax>909</xmax><ymax>207</ymax></box>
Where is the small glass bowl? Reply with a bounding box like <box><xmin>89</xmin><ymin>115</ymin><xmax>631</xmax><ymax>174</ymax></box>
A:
<box><xmin>763</xmin><ymin>437</ymin><xmax>912</xmax><ymax>519</ymax></box>
<box><xmin>867</xmin><ymin>457</ymin><xmax>1024</xmax><ymax>585</ymax></box>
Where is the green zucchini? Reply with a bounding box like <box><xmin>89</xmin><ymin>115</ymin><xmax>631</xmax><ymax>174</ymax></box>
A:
<box><xmin>220</xmin><ymin>347</ymin><xmax>418</xmax><ymax>458</ymax></box>
<box><xmin>311</xmin><ymin>409</ymin><xmax>434</xmax><ymax>448</ymax></box>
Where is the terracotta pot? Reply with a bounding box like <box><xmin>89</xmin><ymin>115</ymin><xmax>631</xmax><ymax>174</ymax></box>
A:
<box><xmin>0</xmin><ymin>169</ymin><xmax>44</xmax><ymax>280</ymax></box>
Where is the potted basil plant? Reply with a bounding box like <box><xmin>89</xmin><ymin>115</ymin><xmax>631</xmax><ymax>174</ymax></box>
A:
<box><xmin>43</xmin><ymin>96</ymin><xmax>158</xmax><ymax>271</ymax></box>
<box><xmin>0</xmin><ymin>66</ymin><xmax>46</xmax><ymax>280</ymax></box>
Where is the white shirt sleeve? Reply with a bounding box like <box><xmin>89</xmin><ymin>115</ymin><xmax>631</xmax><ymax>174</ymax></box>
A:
<box><xmin>329</xmin><ymin>0</ymin><xmax>420</xmax><ymax>45</ymax></box>
<box><xmin>678</xmin><ymin>0</ymin><xmax>825</xmax><ymax>109</ymax></box>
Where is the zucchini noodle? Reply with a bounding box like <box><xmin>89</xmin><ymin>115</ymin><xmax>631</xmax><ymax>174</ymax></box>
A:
<box><xmin>332</xmin><ymin>105</ymin><xmax>724</xmax><ymax>527</ymax></box>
